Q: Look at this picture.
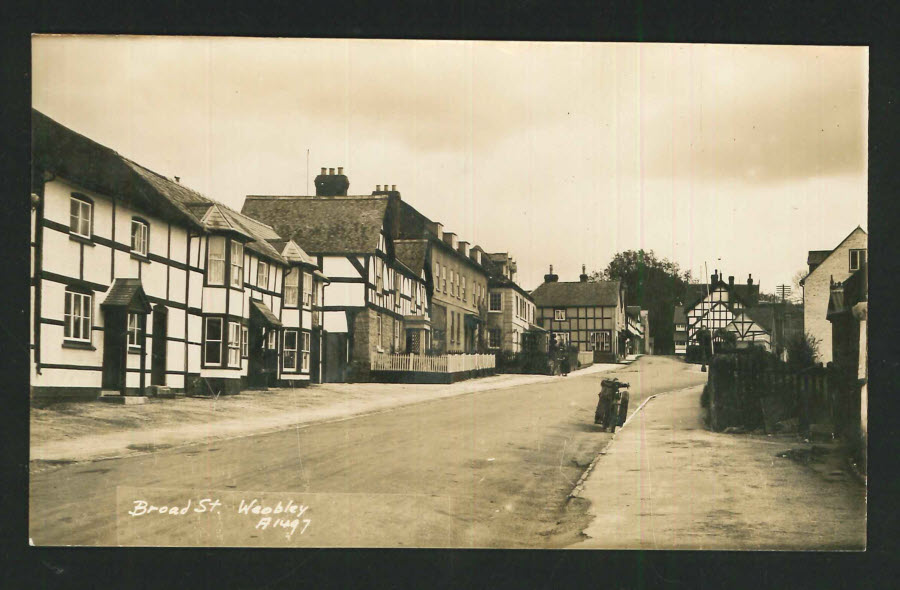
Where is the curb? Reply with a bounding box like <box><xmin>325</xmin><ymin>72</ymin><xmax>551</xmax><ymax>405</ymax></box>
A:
<box><xmin>566</xmin><ymin>383</ymin><xmax>705</xmax><ymax>500</ymax></box>
<box><xmin>566</xmin><ymin>393</ymin><xmax>658</xmax><ymax>500</ymax></box>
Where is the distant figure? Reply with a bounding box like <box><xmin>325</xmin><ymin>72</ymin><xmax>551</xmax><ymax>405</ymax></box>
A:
<box><xmin>559</xmin><ymin>344</ymin><xmax>570</xmax><ymax>376</ymax></box>
<box><xmin>549</xmin><ymin>336</ymin><xmax>559</xmax><ymax>375</ymax></box>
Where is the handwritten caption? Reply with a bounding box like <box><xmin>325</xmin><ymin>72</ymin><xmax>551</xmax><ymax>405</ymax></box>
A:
<box><xmin>127</xmin><ymin>497</ymin><xmax>311</xmax><ymax>539</ymax></box>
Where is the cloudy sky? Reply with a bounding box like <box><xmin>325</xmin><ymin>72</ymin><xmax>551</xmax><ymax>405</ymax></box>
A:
<box><xmin>33</xmin><ymin>37</ymin><xmax>867</xmax><ymax>292</ymax></box>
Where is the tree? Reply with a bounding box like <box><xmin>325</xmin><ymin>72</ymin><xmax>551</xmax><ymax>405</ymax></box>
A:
<box><xmin>590</xmin><ymin>249</ymin><xmax>692</xmax><ymax>354</ymax></box>
<box><xmin>786</xmin><ymin>331</ymin><xmax>820</xmax><ymax>370</ymax></box>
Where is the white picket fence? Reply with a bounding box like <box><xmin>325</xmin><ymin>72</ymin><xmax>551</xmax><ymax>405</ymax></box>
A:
<box><xmin>371</xmin><ymin>352</ymin><xmax>495</xmax><ymax>373</ymax></box>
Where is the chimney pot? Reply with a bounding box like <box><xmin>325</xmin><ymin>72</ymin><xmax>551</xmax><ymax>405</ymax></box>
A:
<box><xmin>329</xmin><ymin>168</ymin><xmax>335</xmax><ymax>175</ymax></box>
<box><xmin>338</xmin><ymin>166</ymin><xmax>344</xmax><ymax>175</ymax></box>
<box><xmin>376</xmin><ymin>185</ymin><xmax>381</xmax><ymax>191</ymax></box>
<box><xmin>391</xmin><ymin>184</ymin><xmax>396</xmax><ymax>191</ymax></box>
<box><xmin>321</xmin><ymin>167</ymin><xmax>326</xmax><ymax>175</ymax></box>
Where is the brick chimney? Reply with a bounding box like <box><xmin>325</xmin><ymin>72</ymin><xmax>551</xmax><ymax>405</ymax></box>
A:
<box><xmin>458</xmin><ymin>241</ymin><xmax>470</xmax><ymax>257</ymax></box>
<box><xmin>544</xmin><ymin>265</ymin><xmax>559</xmax><ymax>283</ymax></box>
<box><xmin>471</xmin><ymin>247</ymin><xmax>482</xmax><ymax>265</ymax></box>
<box><xmin>711</xmin><ymin>269</ymin><xmax>719</xmax><ymax>285</ymax></box>
<box><xmin>580</xmin><ymin>264</ymin><xmax>589</xmax><ymax>282</ymax></box>
<box><xmin>429</xmin><ymin>222</ymin><xmax>444</xmax><ymax>241</ymax></box>
<box><xmin>443</xmin><ymin>232</ymin><xmax>458</xmax><ymax>250</ymax></box>
<box><xmin>314</xmin><ymin>166</ymin><xmax>349</xmax><ymax>196</ymax></box>
<box><xmin>747</xmin><ymin>274</ymin><xmax>754</xmax><ymax>285</ymax></box>
<box><xmin>728</xmin><ymin>275</ymin><xmax>734</xmax><ymax>289</ymax></box>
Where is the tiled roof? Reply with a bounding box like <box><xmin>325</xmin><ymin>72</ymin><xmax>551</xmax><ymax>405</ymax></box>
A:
<box><xmin>684</xmin><ymin>280</ymin><xmax>759</xmax><ymax>310</ymax></box>
<box><xmin>33</xmin><ymin>110</ymin><xmax>288</xmax><ymax>265</ymax></box>
<box><xmin>744</xmin><ymin>305</ymin><xmax>775</xmax><ymax>333</ymax></box>
<box><xmin>242</xmin><ymin>195</ymin><xmax>390</xmax><ymax>254</ymax></box>
<box><xmin>125</xmin><ymin>160</ymin><xmax>286</xmax><ymax>263</ymax></box>
<box><xmin>626</xmin><ymin>305</ymin><xmax>642</xmax><ymax>319</ymax></box>
<box><xmin>393</xmin><ymin>239</ymin><xmax>429</xmax><ymax>275</ymax></box>
<box><xmin>250</xmin><ymin>299</ymin><xmax>282</xmax><ymax>327</ymax></box>
<box><xmin>101</xmin><ymin>278</ymin><xmax>152</xmax><ymax>312</ymax></box>
<box><xmin>488</xmin><ymin>274</ymin><xmax>534</xmax><ymax>301</ymax></box>
<box><xmin>531</xmin><ymin>280</ymin><xmax>621</xmax><ymax>307</ymax></box>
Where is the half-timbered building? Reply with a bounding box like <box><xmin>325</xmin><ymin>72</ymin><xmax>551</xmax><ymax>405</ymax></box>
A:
<box><xmin>242</xmin><ymin>169</ymin><xmax>430</xmax><ymax>382</ymax></box>
<box><xmin>531</xmin><ymin>266</ymin><xmax>626</xmax><ymax>363</ymax></box>
<box><xmin>30</xmin><ymin>110</ymin><xmax>327</xmax><ymax>403</ymax></box>
<box><xmin>683</xmin><ymin>272</ymin><xmax>767</xmax><ymax>351</ymax></box>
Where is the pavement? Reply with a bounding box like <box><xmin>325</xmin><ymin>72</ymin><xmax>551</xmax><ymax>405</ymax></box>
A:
<box><xmin>571</xmin><ymin>384</ymin><xmax>867</xmax><ymax>550</ymax></box>
<box><xmin>29</xmin><ymin>356</ymin><xmax>705</xmax><ymax>548</ymax></box>
<box><xmin>31</xmin><ymin>362</ymin><xmax>619</xmax><ymax>465</ymax></box>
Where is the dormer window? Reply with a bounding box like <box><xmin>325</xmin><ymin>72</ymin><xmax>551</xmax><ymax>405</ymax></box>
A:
<box><xmin>130</xmin><ymin>218</ymin><xmax>149</xmax><ymax>257</ymax></box>
<box><xmin>849</xmin><ymin>249</ymin><xmax>866</xmax><ymax>272</ymax></box>
<box><xmin>303</xmin><ymin>272</ymin><xmax>313</xmax><ymax>307</ymax></box>
<box><xmin>69</xmin><ymin>194</ymin><xmax>92</xmax><ymax>239</ymax></box>
<box><xmin>284</xmin><ymin>267</ymin><xmax>299</xmax><ymax>307</ymax></box>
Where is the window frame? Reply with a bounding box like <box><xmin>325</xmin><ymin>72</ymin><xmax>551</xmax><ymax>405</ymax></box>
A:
<box><xmin>69</xmin><ymin>194</ymin><xmax>93</xmax><ymax>240</ymax></box>
<box><xmin>303</xmin><ymin>271</ymin><xmax>313</xmax><ymax>307</ymax></box>
<box><xmin>284</xmin><ymin>267</ymin><xmax>299</xmax><ymax>307</ymax></box>
<box><xmin>301</xmin><ymin>331</ymin><xmax>311</xmax><ymax>372</ymax></box>
<box><xmin>241</xmin><ymin>324</ymin><xmax>249</xmax><ymax>358</ymax></box>
<box><xmin>283</xmin><ymin>329</ymin><xmax>299</xmax><ymax>371</ymax></box>
<box><xmin>227</xmin><ymin>321</ymin><xmax>241</xmax><ymax>367</ymax></box>
<box><xmin>489</xmin><ymin>328</ymin><xmax>501</xmax><ymax>349</ymax></box>
<box><xmin>207</xmin><ymin>236</ymin><xmax>227</xmax><ymax>286</ymax></box>
<box><xmin>130</xmin><ymin>217</ymin><xmax>150</xmax><ymax>257</ymax></box>
<box><xmin>849</xmin><ymin>248</ymin><xmax>866</xmax><ymax>272</ymax></box>
<box><xmin>63</xmin><ymin>289</ymin><xmax>93</xmax><ymax>343</ymax></box>
<box><xmin>554</xmin><ymin>309</ymin><xmax>566</xmax><ymax>321</ymax></box>
<box><xmin>203</xmin><ymin>316</ymin><xmax>224</xmax><ymax>366</ymax></box>
<box><xmin>489</xmin><ymin>292</ymin><xmax>502</xmax><ymax>312</ymax></box>
<box><xmin>257</xmin><ymin>260</ymin><xmax>270</xmax><ymax>290</ymax></box>
<box><xmin>127</xmin><ymin>312</ymin><xmax>142</xmax><ymax>350</ymax></box>
<box><xmin>230</xmin><ymin>240</ymin><xmax>244</xmax><ymax>289</ymax></box>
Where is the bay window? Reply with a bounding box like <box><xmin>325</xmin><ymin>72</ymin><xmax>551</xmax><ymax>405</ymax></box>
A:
<box><xmin>63</xmin><ymin>290</ymin><xmax>92</xmax><ymax>342</ymax></box>
<box><xmin>131</xmin><ymin>218</ymin><xmax>149</xmax><ymax>256</ymax></box>
<box><xmin>283</xmin><ymin>330</ymin><xmax>298</xmax><ymax>371</ymax></box>
<box><xmin>230</xmin><ymin>241</ymin><xmax>244</xmax><ymax>287</ymax></box>
<box><xmin>204</xmin><ymin>317</ymin><xmax>223</xmax><ymax>365</ymax></box>
<box><xmin>207</xmin><ymin>236</ymin><xmax>226</xmax><ymax>285</ymax></box>
<box><xmin>284</xmin><ymin>267</ymin><xmax>299</xmax><ymax>307</ymax></box>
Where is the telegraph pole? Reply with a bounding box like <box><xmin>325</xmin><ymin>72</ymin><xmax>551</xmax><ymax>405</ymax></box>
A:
<box><xmin>776</xmin><ymin>284</ymin><xmax>791</xmax><ymax>303</ymax></box>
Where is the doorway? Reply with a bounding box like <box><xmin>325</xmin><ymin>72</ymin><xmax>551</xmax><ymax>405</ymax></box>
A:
<box><xmin>151</xmin><ymin>305</ymin><xmax>168</xmax><ymax>385</ymax></box>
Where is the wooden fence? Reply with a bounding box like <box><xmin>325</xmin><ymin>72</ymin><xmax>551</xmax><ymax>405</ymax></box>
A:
<box><xmin>371</xmin><ymin>352</ymin><xmax>495</xmax><ymax>374</ymax></box>
<box><xmin>707</xmin><ymin>352</ymin><xmax>858</xmax><ymax>438</ymax></box>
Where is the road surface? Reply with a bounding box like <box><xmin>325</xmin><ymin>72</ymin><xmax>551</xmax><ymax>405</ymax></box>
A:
<box><xmin>572</xmin><ymin>384</ymin><xmax>866</xmax><ymax>550</ymax></box>
<box><xmin>30</xmin><ymin>356</ymin><xmax>706</xmax><ymax>548</ymax></box>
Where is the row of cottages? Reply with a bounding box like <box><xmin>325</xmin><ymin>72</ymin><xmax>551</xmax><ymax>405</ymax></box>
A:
<box><xmin>242</xmin><ymin>171</ymin><xmax>431</xmax><ymax>382</ymax></box>
<box><xmin>673</xmin><ymin>305</ymin><xmax>688</xmax><ymax>354</ymax></box>
<box><xmin>681</xmin><ymin>271</ymin><xmax>781</xmax><ymax>352</ymax></box>
<box><xmin>531</xmin><ymin>266</ymin><xmax>626</xmax><ymax>363</ymax></box>
<box><xmin>801</xmin><ymin>226</ymin><xmax>868</xmax><ymax>364</ymax></box>
<box><xmin>624</xmin><ymin>306</ymin><xmax>651</xmax><ymax>355</ymax></box>
<box><xmin>30</xmin><ymin>110</ymin><xmax>328</xmax><ymax>403</ymax></box>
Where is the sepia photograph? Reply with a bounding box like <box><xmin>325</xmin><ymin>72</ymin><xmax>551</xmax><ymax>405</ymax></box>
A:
<box><xmin>28</xmin><ymin>36</ymin><xmax>867</xmax><ymax>549</ymax></box>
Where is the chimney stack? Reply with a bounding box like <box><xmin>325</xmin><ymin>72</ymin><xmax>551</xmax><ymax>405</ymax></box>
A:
<box><xmin>728</xmin><ymin>275</ymin><xmax>734</xmax><ymax>288</ymax></box>
<box><xmin>580</xmin><ymin>264</ymin><xmax>589</xmax><ymax>282</ymax></box>
<box><xmin>747</xmin><ymin>274</ymin><xmax>754</xmax><ymax>285</ymax></box>
<box><xmin>711</xmin><ymin>269</ymin><xmax>719</xmax><ymax>285</ymax></box>
<box><xmin>544</xmin><ymin>264</ymin><xmax>559</xmax><ymax>283</ymax></box>
<box><xmin>458</xmin><ymin>241</ymin><xmax>470</xmax><ymax>257</ymax></box>
<box><xmin>314</xmin><ymin>166</ymin><xmax>350</xmax><ymax>196</ymax></box>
